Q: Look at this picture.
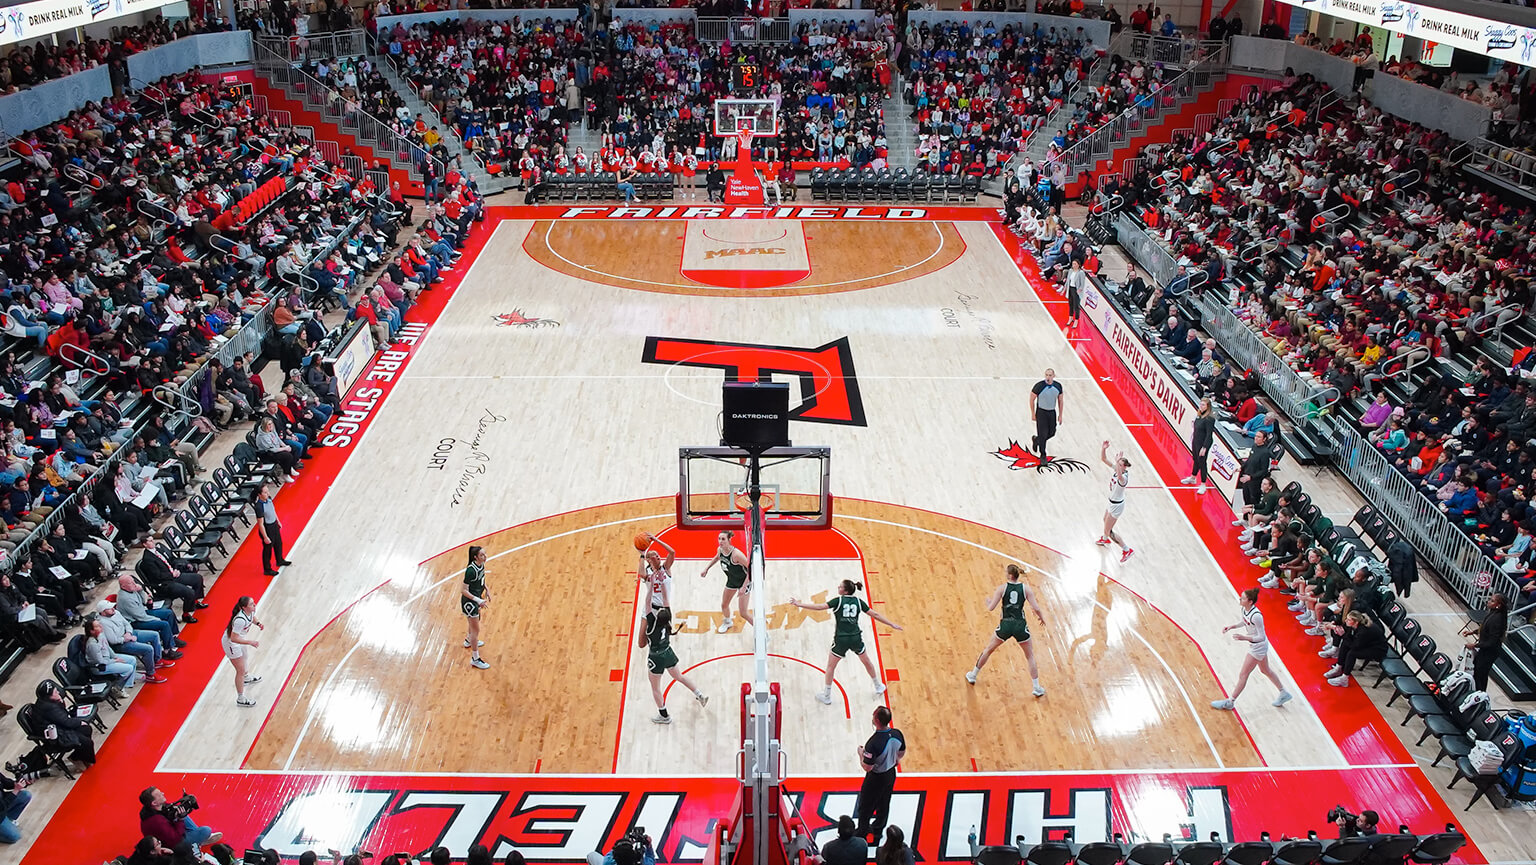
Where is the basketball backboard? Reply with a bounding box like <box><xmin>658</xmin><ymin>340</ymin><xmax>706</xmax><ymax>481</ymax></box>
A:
<box><xmin>678</xmin><ymin>446</ymin><xmax>830</xmax><ymax>530</ymax></box>
<box><xmin>713</xmin><ymin>98</ymin><xmax>780</xmax><ymax>138</ymax></box>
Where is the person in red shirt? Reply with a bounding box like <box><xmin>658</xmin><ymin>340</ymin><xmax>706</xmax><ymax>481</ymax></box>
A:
<box><xmin>139</xmin><ymin>787</ymin><xmax>221</xmax><ymax>849</ymax></box>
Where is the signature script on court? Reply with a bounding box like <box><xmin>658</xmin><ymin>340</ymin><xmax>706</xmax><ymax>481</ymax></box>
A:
<box><xmin>450</xmin><ymin>408</ymin><xmax>506</xmax><ymax>508</ymax></box>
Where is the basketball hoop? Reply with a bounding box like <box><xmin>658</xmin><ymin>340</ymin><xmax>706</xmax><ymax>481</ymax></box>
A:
<box><xmin>735</xmin><ymin>489</ymin><xmax>776</xmax><ymax>513</ymax></box>
<box><xmin>736</xmin><ymin>127</ymin><xmax>756</xmax><ymax>159</ymax></box>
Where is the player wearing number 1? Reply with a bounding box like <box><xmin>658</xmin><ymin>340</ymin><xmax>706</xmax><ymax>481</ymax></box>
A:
<box><xmin>640</xmin><ymin>607</ymin><xmax>708</xmax><ymax>724</ymax></box>
<box><xmin>966</xmin><ymin>564</ymin><xmax>1046</xmax><ymax>696</ymax></box>
<box><xmin>700</xmin><ymin>531</ymin><xmax>753</xmax><ymax>633</ymax></box>
<box><xmin>790</xmin><ymin>580</ymin><xmax>902</xmax><ymax>702</ymax></box>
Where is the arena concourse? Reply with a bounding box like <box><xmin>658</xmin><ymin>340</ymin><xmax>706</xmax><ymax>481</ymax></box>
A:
<box><xmin>0</xmin><ymin>0</ymin><xmax>1533</xmax><ymax>863</ymax></box>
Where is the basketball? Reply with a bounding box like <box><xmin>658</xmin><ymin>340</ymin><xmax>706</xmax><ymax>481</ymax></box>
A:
<box><xmin>633</xmin><ymin>532</ymin><xmax>652</xmax><ymax>551</ymax></box>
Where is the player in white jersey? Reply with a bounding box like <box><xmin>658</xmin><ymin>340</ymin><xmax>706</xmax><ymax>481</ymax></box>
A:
<box><xmin>638</xmin><ymin>532</ymin><xmax>675</xmax><ymax>644</ymax></box>
<box><xmin>1211</xmin><ymin>587</ymin><xmax>1293</xmax><ymax>709</ymax></box>
<box><xmin>221</xmin><ymin>595</ymin><xmax>264</xmax><ymax>707</ymax></box>
<box><xmin>1096</xmin><ymin>441</ymin><xmax>1134</xmax><ymax>562</ymax></box>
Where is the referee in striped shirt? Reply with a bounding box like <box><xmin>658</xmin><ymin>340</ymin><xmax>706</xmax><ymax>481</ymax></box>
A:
<box><xmin>1031</xmin><ymin>369</ymin><xmax>1064</xmax><ymax>460</ymax></box>
<box><xmin>855</xmin><ymin>706</ymin><xmax>906</xmax><ymax>843</ymax></box>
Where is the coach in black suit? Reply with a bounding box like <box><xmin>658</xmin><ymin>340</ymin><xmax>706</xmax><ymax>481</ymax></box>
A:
<box><xmin>1238</xmin><ymin>430</ymin><xmax>1273</xmax><ymax>508</ymax></box>
<box><xmin>136</xmin><ymin>537</ymin><xmax>207</xmax><ymax>623</ymax></box>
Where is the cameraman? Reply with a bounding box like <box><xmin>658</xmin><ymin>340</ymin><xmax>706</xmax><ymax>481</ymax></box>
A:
<box><xmin>586</xmin><ymin>829</ymin><xmax>655</xmax><ymax>865</ymax></box>
<box><xmin>1333</xmin><ymin>807</ymin><xmax>1381</xmax><ymax>838</ymax></box>
<box><xmin>139</xmin><ymin>787</ymin><xmax>222</xmax><ymax>849</ymax></box>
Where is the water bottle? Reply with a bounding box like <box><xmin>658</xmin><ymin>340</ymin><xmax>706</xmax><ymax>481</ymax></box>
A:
<box><xmin>968</xmin><ymin>825</ymin><xmax>978</xmax><ymax>849</ymax></box>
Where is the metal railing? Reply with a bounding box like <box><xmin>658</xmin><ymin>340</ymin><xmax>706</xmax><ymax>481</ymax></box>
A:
<box><xmin>1331</xmin><ymin>420</ymin><xmax>1521</xmax><ymax>611</ymax></box>
<box><xmin>252</xmin><ymin>40</ymin><xmax>443</xmax><ymax>179</ymax></box>
<box><xmin>257</xmin><ymin>29</ymin><xmax>368</xmax><ymax>64</ymax></box>
<box><xmin>1469</xmin><ymin>303</ymin><xmax>1526</xmax><ymax>339</ymax></box>
<box><xmin>1113</xmin><ymin>212</ymin><xmax>1180</xmax><ymax>287</ymax></box>
<box><xmin>697</xmin><ymin>17</ymin><xmax>792</xmax><ymax>43</ymax></box>
<box><xmin>1025</xmin><ymin>48</ymin><xmax>1113</xmax><ymax>157</ymax></box>
<box><xmin>369</xmin><ymin>43</ymin><xmax>496</xmax><ymax>179</ymax></box>
<box><xmin>1193</xmin><ymin>291</ymin><xmax>1341</xmax><ymax>421</ymax></box>
<box><xmin>1120</xmin><ymin>33</ymin><xmax>1225</xmax><ymax>68</ymax></box>
<box><xmin>153</xmin><ymin>382</ymin><xmax>204</xmax><ymax>430</ymax></box>
<box><xmin>135</xmin><ymin>198</ymin><xmax>176</xmax><ymax>233</ymax></box>
<box><xmin>58</xmin><ymin>343</ymin><xmax>111</xmax><ymax>376</ymax></box>
<box><xmin>1461</xmin><ymin>137</ymin><xmax>1536</xmax><ymax>193</ymax></box>
<box><xmin>1040</xmin><ymin>43</ymin><xmax>1227</xmax><ymax>175</ymax></box>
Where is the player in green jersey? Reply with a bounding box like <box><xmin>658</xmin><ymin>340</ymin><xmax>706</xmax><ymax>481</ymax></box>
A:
<box><xmin>966</xmin><ymin>563</ymin><xmax>1046</xmax><ymax>695</ymax></box>
<box><xmin>700</xmin><ymin>531</ymin><xmax>754</xmax><ymax>634</ymax></box>
<box><xmin>461</xmin><ymin>545</ymin><xmax>490</xmax><ymax>670</ymax></box>
<box><xmin>639</xmin><ymin>607</ymin><xmax>708</xmax><ymax>724</ymax></box>
<box><xmin>789</xmin><ymin>579</ymin><xmax>902</xmax><ymax>703</ymax></box>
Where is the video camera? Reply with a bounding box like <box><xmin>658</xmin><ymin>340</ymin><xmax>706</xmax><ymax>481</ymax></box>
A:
<box><xmin>163</xmin><ymin>791</ymin><xmax>201</xmax><ymax>821</ymax></box>
<box><xmin>611</xmin><ymin>827</ymin><xmax>652</xmax><ymax>865</ymax></box>
<box><xmin>1325</xmin><ymin>805</ymin><xmax>1356</xmax><ymax>825</ymax></box>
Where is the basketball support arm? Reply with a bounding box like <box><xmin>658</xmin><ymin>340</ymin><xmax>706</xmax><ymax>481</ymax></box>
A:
<box><xmin>743</xmin><ymin>454</ymin><xmax>781</xmax><ymax>865</ymax></box>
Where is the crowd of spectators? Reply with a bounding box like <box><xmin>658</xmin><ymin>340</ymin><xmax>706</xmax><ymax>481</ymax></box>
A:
<box><xmin>589</xmin><ymin>17</ymin><xmax>893</xmax><ymax>168</ymax></box>
<box><xmin>382</xmin><ymin>11</ymin><xmax>894</xmax><ymax>181</ymax></box>
<box><xmin>0</xmin><ymin>56</ymin><xmax>493</xmax><ymax>811</ymax></box>
<box><xmin>902</xmin><ymin>20</ymin><xmax>1091</xmax><ymax>176</ymax></box>
<box><xmin>1104</xmin><ymin>73</ymin><xmax>1536</xmax><ymax>603</ymax></box>
<box><xmin>376</xmin><ymin>15</ymin><xmax>579</xmax><ymax>177</ymax></box>
<box><xmin>1276</xmin><ymin>29</ymin><xmax>1535</xmax><ymax>155</ymax></box>
<box><xmin>0</xmin><ymin>15</ymin><xmax>226</xmax><ymax>94</ymax></box>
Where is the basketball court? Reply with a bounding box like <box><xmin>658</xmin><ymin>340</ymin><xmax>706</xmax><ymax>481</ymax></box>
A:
<box><xmin>22</xmin><ymin>205</ymin><xmax>1494</xmax><ymax>864</ymax></box>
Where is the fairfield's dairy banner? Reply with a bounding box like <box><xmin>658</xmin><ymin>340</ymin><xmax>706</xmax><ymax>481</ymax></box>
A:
<box><xmin>0</xmin><ymin>0</ymin><xmax>180</xmax><ymax>46</ymax></box>
<box><xmin>1280</xmin><ymin>0</ymin><xmax>1536</xmax><ymax>62</ymax></box>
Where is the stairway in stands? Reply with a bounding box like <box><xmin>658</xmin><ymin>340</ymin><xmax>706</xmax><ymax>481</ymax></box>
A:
<box><xmin>1022</xmin><ymin>57</ymin><xmax>1116</xmax><ymax>165</ymax></box>
<box><xmin>566</xmin><ymin>120</ymin><xmax>604</xmax><ymax>166</ymax></box>
<box><xmin>250</xmin><ymin>72</ymin><xmax>424</xmax><ymax>196</ymax></box>
<box><xmin>372</xmin><ymin>59</ymin><xmax>512</xmax><ymax>195</ymax></box>
<box><xmin>1054</xmin><ymin>74</ymin><xmax>1273</xmax><ymax>199</ymax></box>
<box><xmin>883</xmin><ymin>74</ymin><xmax>918</xmax><ymax>171</ymax></box>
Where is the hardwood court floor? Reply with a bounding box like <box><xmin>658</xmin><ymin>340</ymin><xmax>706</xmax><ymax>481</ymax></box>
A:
<box><xmin>240</xmin><ymin>497</ymin><xmax>1257</xmax><ymax>775</ymax></box>
<box><xmin>160</xmin><ymin>218</ymin><xmax>1337</xmax><ymax>778</ymax></box>
<box><xmin>523</xmin><ymin>219</ymin><xmax>966</xmax><ymax>295</ymax></box>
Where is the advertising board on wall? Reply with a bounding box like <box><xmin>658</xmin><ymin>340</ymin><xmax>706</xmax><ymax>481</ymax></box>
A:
<box><xmin>1078</xmin><ymin>278</ymin><xmax>1243</xmax><ymax>499</ymax></box>
<box><xmin>1279</xmin><ymin>0</ymin><xmax>1536</xmax><ymax>63</ymax></box>
<box><xmin>0</xmin><ymin>0</ymin><xmax>181</xmax><ymax>46</ymax></box>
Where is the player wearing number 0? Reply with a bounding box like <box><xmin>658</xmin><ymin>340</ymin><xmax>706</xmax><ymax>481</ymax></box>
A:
<box><xmin>965</xmin><ymin>564</ymin><xmax>1046</xmax><ymax>696</ymax></box>
<box><xmin>790</xmin><ymin>580</ymin><xmax>902</xmax><ymax>702</ymax></box>
<box><xmin>700</xmin><ymin>531</ymin><xmax>753</xmax><ymax>633</ymax></box>
<box><xmin>640</xmin><ymin>607</ymin><xmax>708</xmax><ymax>724</ymax></box>
<box><xmin>462</xmin><ymin>545</ymin><xmax>490</xmax><ymax>670</ymax></box>
<box><xmin>1097</xmin><ymin>441</ymin><xmax>1135</xmax><ymax>563</ymax></box>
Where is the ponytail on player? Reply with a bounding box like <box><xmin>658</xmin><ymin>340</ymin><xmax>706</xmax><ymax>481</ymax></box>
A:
<box><xmin>654</xmin><ymin>607</ymin><xmax>684</xmax><ymax>636</ymax></box>
<box><xmin>226</xmin><ymin>595</ymin><xmax>254</xmax><ymax>639</ymax></box>
<box><xmin>1006</xmin><ymin>564</ymin><xmax>1022</xmax><ymax>580</ymax></box>
<box><xmin>839</xmin><ymin>579</ymin><xmax>863</xmax><ymax>595</ymax></box>
<box><xmin>1241</xmin><ymin>587</ymin><xmax>1260</xmax><ymax>605</ymax></box>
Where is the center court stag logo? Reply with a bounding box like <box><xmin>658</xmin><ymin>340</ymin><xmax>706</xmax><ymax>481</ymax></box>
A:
<box><xmin>492</xmin><ymin>309</ymin><xmax>560</xmax><ymax>328</ymax></box>
<box><xmin>991</xmin><ymin>441</ymin><xmax>1089</xmax><ymax>474</ymax></box>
